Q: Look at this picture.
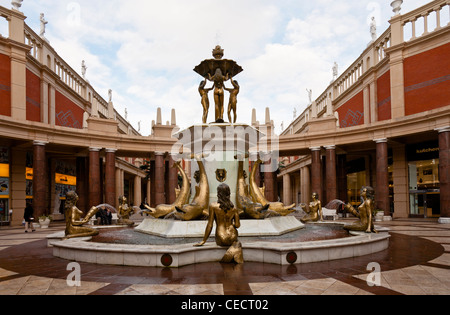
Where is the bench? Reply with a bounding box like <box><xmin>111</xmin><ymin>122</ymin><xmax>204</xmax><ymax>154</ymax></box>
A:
<box><xmin>322</xmin><ymin>208</ymin><xmax>338</xmax><ymax>221</ymax></box>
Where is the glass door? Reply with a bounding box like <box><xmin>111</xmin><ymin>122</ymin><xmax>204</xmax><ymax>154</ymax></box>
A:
<box><xmin>409</xmin><ymin>190</ymin><xmax>427</xmax><ymax>217</ymax></box>
<box><xmin>408</xmin><ymin>159</ymin><xmax>440</xmax><ymax>218</ymax></box>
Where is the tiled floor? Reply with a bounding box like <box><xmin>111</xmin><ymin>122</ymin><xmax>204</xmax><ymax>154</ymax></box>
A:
<box><xmin>0</xmin><ymin>219</ymin><xmax>449</xmax><ymax>295</ymax></box>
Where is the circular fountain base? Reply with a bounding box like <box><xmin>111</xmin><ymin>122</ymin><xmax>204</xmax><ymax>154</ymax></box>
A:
<box><xmin>50</xmin><ymin>222</ymin><xmax>390</xmax><ymax>267</ymax></box>
<box><xmin>135</xmin><ymin>216</ymin><xmax>304</xmax><ymax>238</ymax></box>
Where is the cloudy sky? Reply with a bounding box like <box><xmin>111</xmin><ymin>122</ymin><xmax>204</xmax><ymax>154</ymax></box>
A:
<box><xmin>1</xmin><ymin>0</ymin><xmax>428</xmax><ymax>135</ymax></box>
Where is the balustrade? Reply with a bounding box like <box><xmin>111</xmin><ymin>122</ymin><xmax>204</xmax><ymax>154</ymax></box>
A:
<box><xmin>402</xmin><ymin>1</ymin><xmax>449</xmax><ymax>42</ymax></box>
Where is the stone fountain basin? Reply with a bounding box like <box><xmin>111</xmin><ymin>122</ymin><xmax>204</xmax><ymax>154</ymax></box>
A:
<box><xmin>135</xmin><ymin>216</ymin><xmax>304</xmax><ymax>238</ymax></box>
<box><xmin>49</xmin><ymin>221</ymin><xmax>390</xmax><ymax>268</ymax></box>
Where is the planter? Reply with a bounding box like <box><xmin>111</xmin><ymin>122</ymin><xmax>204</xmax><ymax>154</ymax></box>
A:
<box><xmin>391</xmin><ymin>0</ymin><xmax>403</xmax><ymax>16</ymax></box>
<box><xmin>375</xmin><ymin>211</ymin><xmax>384</xmax><ymax>222</ymax></box>
<box><xmin>39</xmin><ymin>218</ymin><xmax>51</xmax><ymax>229</ymax></box>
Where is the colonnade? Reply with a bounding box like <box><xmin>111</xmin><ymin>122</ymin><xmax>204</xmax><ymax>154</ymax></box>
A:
<box><xmin>280</xmin><ymin>127</ymin><xmax>450</xmax><ymax>221</ymax></box>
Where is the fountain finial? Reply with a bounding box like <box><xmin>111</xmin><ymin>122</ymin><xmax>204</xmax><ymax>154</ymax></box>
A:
<box><xmin>212</xmin><ymin>45</ymin><xmax>224</xmax><ymax>60</ymax></box>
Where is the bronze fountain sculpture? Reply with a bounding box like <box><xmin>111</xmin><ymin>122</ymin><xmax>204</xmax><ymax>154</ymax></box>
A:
<box><xmin>195</xmin><ymin>183</ymin><xmax>244</xmax><ymax>264</ymax></box>
<box><xmin>249</xmin><ymin>159</ymin><xmax>296</xmax><ymax>216</ymax></box>
<box><xmin>142</xmin><ymin>161</ymin><xmax>191</xmax><ymax>219</ymax></box>
<box><xmin>169</xmin><ymin>154</ymin><xmax>210</xmax><ymax>221</ymax></box>
<box><xmin>194</xmin><ymin>45</ymin><xmax>243</xmax><ymax>123</ymax></box>
<box><xmin>64</xmin><ymin>191</ymin><xmax>99</xmax><ymax>239</ymax></box>
<box><xmin>300</xmin><ymin>192</ymin><xmax>323</xmax><ymax>223</ymax></box>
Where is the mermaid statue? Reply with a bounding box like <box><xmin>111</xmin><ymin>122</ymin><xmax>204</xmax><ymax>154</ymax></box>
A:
<box><xmin>343</xmin><ymin>186</ymin><xmax>378</xmax><ymax>233</ymax></box>
<box><xmin>64</xmin><ymin>191</ymin><xmax>99</xmax><ymax>239</ymax></box>
<box><xmin>249</xmin><ymin>159</ymin><xmax>296</xmax><ymax>216</ymax></box>
<box><xmin>143</xmin><ymin>161</ymin><xmax>191</xmax><ymax>219</ymax></box>
<box><xmin>195</xmin><ymin>184</ymin><xmax>244</xmax><ymax>264</ymax></box>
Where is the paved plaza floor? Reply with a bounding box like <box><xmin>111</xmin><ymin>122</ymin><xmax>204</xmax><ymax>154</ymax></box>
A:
<box><xmin>0</xmin><ymin>218</ymin><xmax>449</xmax><ymax>296</ymax></box>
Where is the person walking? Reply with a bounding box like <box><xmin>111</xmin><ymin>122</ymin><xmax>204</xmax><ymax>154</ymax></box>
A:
<box><xmin>24</xmin><ymin>202</ymin><xmax>35</xmax><ymax>233</ymax></box>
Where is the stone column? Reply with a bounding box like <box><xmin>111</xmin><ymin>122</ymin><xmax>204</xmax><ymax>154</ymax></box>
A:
<box><xmin>134</xmin><ymin>175</ymin><xmax>142</xmax><ymax>207</ymax></box>
<box><xmin>154</xmin><ymin>152</ymin><xmax>166</xmax><ymax>206</ymax></box>
<box><xmin>9</xmin><ymin>12</ymin><xmax>27</xmax><ymax>121</ymax></box>
<box><xmin>150</xmin><ymin>160</ymin><xmax>156</xmax><ymax>207</ymax></box>
<box><xmin>283</xmin><ymin>173</ymin><xmax>292</xmax><ymax>205</ymax></box>
<box><xmin>10</xmin><ymin>148</ymin><xmax>27</xmax><ymax>226</ymax></box>
<box><xmin>310</xmin><ymin>147</ymin><xmax>322</xmax><ymax>200</ymax></box>
<box><xmin>115</xmin><ymin>168</ymin><xmax>123</xmax><ymax>210</ymax></box>
<box><xmin>437</xmin><ymin>127</ymin><xmax>450</xmax><ymax>223</ymax></box>
<box><xmin>300</xmin><ymin>166</ymin><xmax>311</xmax><ymax>205</ymax></box>
<box><xmin>337</xmin><ymin>155</ymin><xmax>347</xmax><ymax>202</ymax></box>
<box><xmin>76</xmin><ymin>157</ymin><xmax>89</xmax><ymax>213</ymax></box>
<box><xmin>389</xmin><ymin>14</ymin><xmax>406</xmax><ymax>119</ymax></box>
<box><xmin>325</xmin><ymin>146</ymin><xmax>337</xmax><ymax>204</ymax></box>
<box><xmin>263</xmin><ymin>153</ymin><xmax>278</xmax><ymax>202</ymax></box>
<box><xmin>375</xmin><ymin>139</ymin><xmax>391</xmax><ymax>220</ymax></box>
<box><xmin>33</xmin><ymin>141</ymin><xmax>47</xmax><ymax>217</ymax></box>
<box><xmin>104</xmin><ymin>149</ymin><xmax>116</xmax><ymax>207</ymax></box>
<box><xmin>146</xmin><ymin>178</ymin><xmax>151</xmax><ymax>205</ymax></box>
<box><xmin>89</xmin><ymin>147</ymin><xmax>102</xmax><ymax>210</ymax></box>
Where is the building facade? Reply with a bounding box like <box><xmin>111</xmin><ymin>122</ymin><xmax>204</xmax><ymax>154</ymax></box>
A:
<box><xmin>0</xmin><ymin>1</ymin><xmax>449</xmax><ymax>227</ymax></box>
<box><xmin>0</xmin><ymin>5</ymin><xmax>181</xmax><ymax>226</ymax></box>
<box><xmin>277</xmin><ymin>0</ymin><xmax>450</xmax><ymax>222</ymax></box>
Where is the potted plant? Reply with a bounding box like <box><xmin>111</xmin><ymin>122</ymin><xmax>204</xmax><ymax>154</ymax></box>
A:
<box><xmin>38</xmin><ymin>215</ymin><xmax>52</xmax><ymax>229</ymax></box>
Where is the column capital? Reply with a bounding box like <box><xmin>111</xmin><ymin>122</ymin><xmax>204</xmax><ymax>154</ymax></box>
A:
<box><xmin>89</xmin><ymin>147</ymin><xmax>102</xmax><ymax>152</ymax></box>
<box><xmin>33</xmin><ymin>140</ymin><xmax>48</xmax><ymax>146</ymax></box>
<box><xmin>154</xmin><ymin>151</ymin><xmax>165</xmax><ymax>156</ymax></box>
<box><xmin>310</xmin><ymin>147</ymin><xmax>321</xmax><ymax>152</ymax></box>
<box><xmin>105</xmin><ymin>148</ymin><xmax>117</xmax><ymax>153</ymax></box>
<box><xmin>435</xmin><ymin>126</ymin><xmax>450</xmax><ymax>134</ymax></box>
<box><xmin>374</xmin><ymin>138</ymin><xmax>388</xmax><ymax>144</ymax></box>
<box><xmin>324</xmin><ymin>145</ymin><xmax>336</xmax><ymax>150</ymax></box>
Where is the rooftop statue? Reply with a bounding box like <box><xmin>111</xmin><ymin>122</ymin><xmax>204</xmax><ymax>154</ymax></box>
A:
<box><xmin>40</xmin><ymin>13</ymin><xmax>48</xmax><ymax>38</ymax></box>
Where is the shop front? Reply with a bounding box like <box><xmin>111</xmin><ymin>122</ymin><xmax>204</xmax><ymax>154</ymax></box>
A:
<box><xmin>407</xmin><ymin>141</ymin><xmax>440</xmax><ymax>218</ymax></box>
<box><xmin>0</xmin><ymin>148</ymin><xmax>9</xmax><ymax>225</ymax></box>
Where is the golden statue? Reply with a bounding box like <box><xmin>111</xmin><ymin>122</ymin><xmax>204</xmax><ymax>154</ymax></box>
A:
<box><xmin>225</xmin><ymin>77</ymin><xmax>239</xmax><ymax>124</ymax></box>
<box><xmin>208</xmin><ymin>68</ymin><xmax>229</xmax><ymax>123</ymax></box>
<box><xmin>143</xmin><ymin>161</ymin><xmax>191</xmax><ymax>219</ymax></box>
<box><xmin>249</xmin><ymin>159</ymin><xmax>296</xmax><ymax>216</ymax></box>
<box><xmin>235</xmin><ymin>155</ymin><xmax>278</xmax><ymax>219</ymax></box>
<box><xmin>170</xmin><ymin>154</ymin><xmax>209</xmax><ymax>221</ymax></box>
<box><xmin>194</xmin><ymin>46</ymin><xmax>243</xmax><ymax>124</ymax></box>
<box><xmin>117</xmin><ymin>195</ymin><xmax>136</xmax><ymax>227</ymax></box>
<box><xmin>195</xmin><ymin>184</ymin><xmax>243</xmax><ymax>264</ymax></box>
<box><xmin>344</xmin><ymin>186</ymin><xmax>377</xmax><ymax>233</ymax></box>
<box><xmin>64</xmin><ymin>191</ymin><xmax>99</xmax><ymax>239</ymax></box>
<box><xmin>300</xmin><ymin>192</ymin><xmax>323</xmax><ymax>223</ymax></box>
<box><xmin>199</xmin><ymin>79</ymin><xmax>214</xmax><ymax>124</ymax></box>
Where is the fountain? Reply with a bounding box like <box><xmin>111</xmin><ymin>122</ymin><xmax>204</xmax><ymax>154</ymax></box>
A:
<box><xmin>49</xmin><ymin>47</ymin><xmax>390</xmax><ymax>267</ymax></box>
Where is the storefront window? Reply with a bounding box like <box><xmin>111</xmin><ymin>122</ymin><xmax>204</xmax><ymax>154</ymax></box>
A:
<box><xmin>409</xmin><ymin>159</ymin><xmax>440</xmax><ymax>217</ymax></box>
<box><xmin>0</xmin><ymin>147</ymin><xmax>9</xmax><ymax>224</ymax></box>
